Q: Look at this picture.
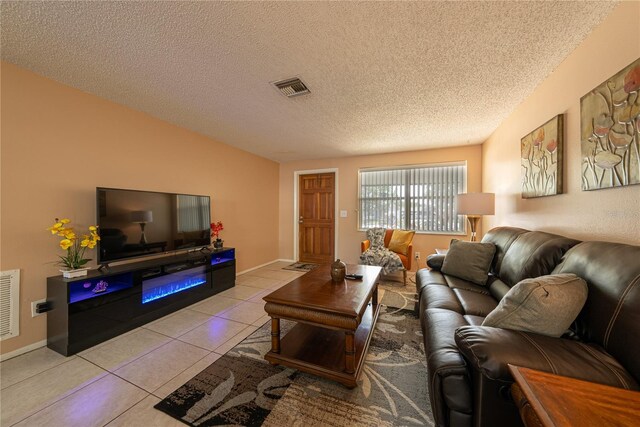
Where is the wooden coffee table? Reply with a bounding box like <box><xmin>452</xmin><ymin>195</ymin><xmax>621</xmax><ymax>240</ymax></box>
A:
<box><xmin>263</xmin><ymin>263</ymin><xmax>382</xmax><ymax>388</ymax></box>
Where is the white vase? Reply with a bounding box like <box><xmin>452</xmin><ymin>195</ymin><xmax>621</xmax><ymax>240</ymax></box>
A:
<box><xmin>60</xmin><ymin>268</ymin><xmax>89</xmax><ymax>279</ymax></box>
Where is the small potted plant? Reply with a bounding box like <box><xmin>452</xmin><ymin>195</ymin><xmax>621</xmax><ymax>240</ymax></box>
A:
<box><xmin>47</xmin><ymin>218</ymin><xmax>100</xmax><ymax>278</ymax></box>
<box><xmin>211</xmin><ymin>221</ymin><xmax>224</xmax><ymax>250</ymax></box>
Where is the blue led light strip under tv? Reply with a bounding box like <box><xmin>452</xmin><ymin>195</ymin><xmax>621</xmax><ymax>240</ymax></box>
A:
<box><xmin>142</xmin><ymin>268</ymin><xmax>207</xmax><ymax>304</ymax></box>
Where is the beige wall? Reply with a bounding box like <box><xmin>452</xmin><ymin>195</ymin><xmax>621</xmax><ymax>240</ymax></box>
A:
<box><xmin>279</xmin><ymin>145</ymin><xmax>483</xmax><ymax>267</ymax></box>
<box><xmin>0</xmin><ymin>62</ymin><xmax>280</xmax><ymax>355</ymax></box>
<box><xmin>482</xmin><ymin>2</ymin><xmax>640</xmax><ymax>244</ymax></box>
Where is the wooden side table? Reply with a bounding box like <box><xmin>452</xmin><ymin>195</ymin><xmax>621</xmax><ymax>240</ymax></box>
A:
<box><xmin>509</xmin><ymin>365</ymin><xmax>640</xmax><ymax>426</ymax></box>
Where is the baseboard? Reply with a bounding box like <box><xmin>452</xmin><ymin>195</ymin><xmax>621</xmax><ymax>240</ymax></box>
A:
<box><xmin>236</xmin><ymin>259</ymin><xmax>294</xmax><ymax>276</ymax></box>
<box><xmin>0</xmin><ymin>339</ymin><xmax>47</xmax><ymax>362</ymax></box>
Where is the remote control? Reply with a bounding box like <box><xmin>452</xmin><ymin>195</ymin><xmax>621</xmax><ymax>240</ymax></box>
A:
<box><xmin>345</xmin><ymin>274</ymin><xmax>363</xmax><ymax>280</ymax></box>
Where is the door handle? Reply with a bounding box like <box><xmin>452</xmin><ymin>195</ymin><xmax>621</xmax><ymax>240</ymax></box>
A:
<box><xmin>299</xmin><ymin>216</ymin><xmax>304</xmax><ymax>224</ymax></box>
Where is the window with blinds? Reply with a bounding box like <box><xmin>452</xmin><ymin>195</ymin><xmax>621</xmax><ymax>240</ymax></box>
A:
<box><xmin>359</xmin><ymin>163</ymin><xmax>466</xmax><ymax>233</ymax></box>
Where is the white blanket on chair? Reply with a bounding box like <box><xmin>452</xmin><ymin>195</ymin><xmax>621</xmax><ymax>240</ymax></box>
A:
<box><xmin>359</xmin><ymin>247</ymin><xmax>404</xmax><ymax>275</ymax></box>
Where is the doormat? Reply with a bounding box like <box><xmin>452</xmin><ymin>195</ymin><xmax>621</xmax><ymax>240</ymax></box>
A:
<box><xmin>154</xmin><ymin>301</ymin><xmax>432</xmax><ymax>426</ymax></box>
<box><xmin>282</xmin><ymin>262</ymin><xmax>319</xmax><ymax>272</ymax></box>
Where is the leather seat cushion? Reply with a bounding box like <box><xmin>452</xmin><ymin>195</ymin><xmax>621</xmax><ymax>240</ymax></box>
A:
<box><xmin>420</xmin><ymin>285</ymin><xmax>464</xmax><ymax>313</ymax></box>
<box><xmin>416</xmin><ymin>269</ymin><xmax>447</xmax><ymax>295</ymax></box>
<box><xmin>463</xmin><ymin>315</ymin><xmax>485</xmax><ymax>326</ymax></box>
<box><xmin>453</xmin><ymin>289</ymin><xmax>498</xmax><ymax>317</ymax></box>
<box><xmin>444</xmin><ymin>275</ymin><xmax>491</xmax><ymax>295</ymax></box>
<box><xmin>418</xmin><ymin>270</ymin><xmax>497</xmax><ymax>317</ymax></box>
<box><xmin>417</xmin><ymin>267</ymin><xmax>493</xmax><ymax>297</ymax></box>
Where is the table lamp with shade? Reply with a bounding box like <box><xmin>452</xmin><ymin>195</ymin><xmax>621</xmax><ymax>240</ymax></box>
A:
<box><xmin>130</xmin><ymin>210</ymin><xmax>153</xmax><ymax>245</ymax></box>
<box><xmin>456</xmin><ymin>193</ymin><xmax>495</xmax><ymax>242</ymax></box>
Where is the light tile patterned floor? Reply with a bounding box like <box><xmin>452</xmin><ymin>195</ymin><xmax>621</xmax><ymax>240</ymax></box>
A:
<box><xmin>0</xmin><ymin>262</ymin><xmax>300</xmax><ymax>427</ymax></box>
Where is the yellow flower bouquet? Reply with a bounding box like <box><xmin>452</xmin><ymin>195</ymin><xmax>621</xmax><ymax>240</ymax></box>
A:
<box><xmin>47</xmin><ymin>218</ymin><xmax>100</xmax><ymax>275</ymax></box>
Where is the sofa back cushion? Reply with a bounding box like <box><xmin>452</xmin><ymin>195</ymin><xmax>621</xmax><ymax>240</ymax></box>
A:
<box><xmin>553</xmin><ymin>241</ymin><xmax>640</xmax><ymax>382</ymax></box>
<box><xmin>497</xmin><ymin>231</ymin><xmax>579</xmax><ymax>287</ymax></box>
<box><xmin>481</xmin><ymin>227</ymin><xmax>529</xmax><ymax>275</ymax></box>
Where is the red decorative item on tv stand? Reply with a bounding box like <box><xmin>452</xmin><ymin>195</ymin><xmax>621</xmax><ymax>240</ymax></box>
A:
<box><xmin>211</xmin><ymin>221</ymin><xmax>224</xmax><ymax>249</ymax></box>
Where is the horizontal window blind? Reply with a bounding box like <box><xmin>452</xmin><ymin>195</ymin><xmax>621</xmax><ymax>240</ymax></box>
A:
<box><xmin>359</xmin><ymin>163</ymin><xmax>466</xmax><ymax>233</ymax></box>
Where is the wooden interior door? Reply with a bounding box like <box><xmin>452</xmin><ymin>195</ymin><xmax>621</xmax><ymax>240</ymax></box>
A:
<box><xmin>298</xmin><ymin>173</ymin><xmax>335</xmax><ymax>264</ymax></box>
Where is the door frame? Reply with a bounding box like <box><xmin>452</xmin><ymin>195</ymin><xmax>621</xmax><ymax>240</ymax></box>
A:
<box><xmin>293</xmin><ymin>168</ymin><xmax>339</xmax><ymax>262</ymax></box>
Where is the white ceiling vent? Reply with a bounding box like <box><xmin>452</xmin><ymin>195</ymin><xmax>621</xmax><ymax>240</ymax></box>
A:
<box><xmin>272</xmin><ymin>77</ymin><xmax>310</xmax><ymax>98</ymax></box>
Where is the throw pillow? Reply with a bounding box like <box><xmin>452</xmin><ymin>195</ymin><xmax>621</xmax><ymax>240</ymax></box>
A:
<box><xmin>482</xmin><ymin>273</ymin><xmax>588</xmax><ymax>337</ymax></box>
<box><xmin>441</xmin><ymin>239</ymin><xmax>496</xmax><ymax>286</ymax></box>
<box><xmin>388</xmin><ymin>229</ymin><xmax>415</xmax><ymax>255</ymax></box>
<box><xmin>366</xmin><ymin>228</ymin><xmax>386</xmax><ymax>250</ymax></box>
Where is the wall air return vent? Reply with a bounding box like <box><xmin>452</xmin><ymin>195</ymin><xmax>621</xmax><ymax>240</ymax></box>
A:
<box><xmin>0</xmin><ymin>269</ymin><xmax>20</xmax><ymax>341</ymax></box>
<box><xmin>272</xmin><ymin>77</ymin><xmax>310</xmax><ymax>98</ymax></box>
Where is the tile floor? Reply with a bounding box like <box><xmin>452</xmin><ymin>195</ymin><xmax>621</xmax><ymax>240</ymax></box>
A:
<box><xmin>0</xmin><ymin>261</ymin><xmax>306</xmax><ymax>427</ymax></box>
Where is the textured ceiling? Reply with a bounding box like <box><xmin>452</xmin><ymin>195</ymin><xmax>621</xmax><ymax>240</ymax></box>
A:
<box><xmin>1</xmin><ymin>1</ymin><xmax>617</xmax><ymax>162</ymax></box>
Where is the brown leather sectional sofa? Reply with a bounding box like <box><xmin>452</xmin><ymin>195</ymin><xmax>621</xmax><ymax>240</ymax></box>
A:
<box><xmin>416</xmin><ymin>226</ymin><xmax>640</xmax><ymax>427</ymax></box>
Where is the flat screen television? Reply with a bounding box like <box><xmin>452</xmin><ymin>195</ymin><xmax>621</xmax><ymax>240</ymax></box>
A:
<box><xmin>96</xmin><ymin>187</ymin><xmax>211</xmax><ymax>264</ymax></box>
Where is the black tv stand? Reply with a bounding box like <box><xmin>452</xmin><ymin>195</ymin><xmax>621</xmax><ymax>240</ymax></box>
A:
<box><xmin>47</xmin><ymin>248</ymin><xmax>236</xmax><ymax>356</ymax></box>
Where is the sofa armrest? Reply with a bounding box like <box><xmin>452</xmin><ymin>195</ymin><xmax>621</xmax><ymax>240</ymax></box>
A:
<box><xmin>454</xmin><ymin>325</ymin><xmax>638</xmax><ymax>389</ymax></box>
<box><xmin>455</xmin><ymin>326</ymin><xmax>548</xmax><ymax>382</ymax></box>
<box><xmin>361</xmin><ymin>239</ymin><xmax>370</xmax><ymax>252</ymax></box>
<box><xmin>426</xmin><ymin>254</ymin><xmax>445</xmax><ymax>270</ymax></box>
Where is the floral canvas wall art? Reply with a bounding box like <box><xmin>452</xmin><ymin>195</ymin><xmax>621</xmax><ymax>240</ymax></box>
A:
<box><xmin>521</xmin><ymin>114</ymin><xmax>564</xmax><ymax>198</ymax></box>
<box><xmin>580</xmin><ymin>58</ymin><xmax>640</xmax><ymax>191</ymax></box>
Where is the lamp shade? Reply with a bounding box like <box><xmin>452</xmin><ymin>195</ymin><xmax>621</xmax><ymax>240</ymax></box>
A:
<box><xmin>457</xmin><ymin>193</ymin><xmax>495</xmax><ymax>216</ymax></box>
<box><xmin>130</xmin><ymin>210</ymin><xmax>153</xmax><ymax>223</ymax></box>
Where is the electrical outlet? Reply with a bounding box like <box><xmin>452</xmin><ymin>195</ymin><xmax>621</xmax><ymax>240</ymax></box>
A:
<box><xmin>415</xmin><ymin>252</ymin><xmax>421</xmax><ymax>259</ymax></box>
<box><xmin>31</xmin><ymin>299</ymin><xmax>47</xmax><ymax>317</ymax></box>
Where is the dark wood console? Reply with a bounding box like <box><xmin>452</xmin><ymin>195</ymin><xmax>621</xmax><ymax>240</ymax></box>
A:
<box><xmin>47</xmin><ymin>248</ymin><xmax>235</xmax><ymax>356</ymax></box>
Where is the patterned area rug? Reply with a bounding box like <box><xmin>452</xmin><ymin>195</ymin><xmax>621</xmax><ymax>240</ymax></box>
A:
<box><xmin>377</xmin><ymin>271</ymin><xmax>417</xmax><ymax>312</ymax></box>
<box><xmin>282</xmin><ymin>262</ymin><xmax>319</xmax><ymax>272</ymax></box>
<box><xmin>155</xmin><ymin>283</ymin><xmax>432</xmax><ymax>426</ymax></box>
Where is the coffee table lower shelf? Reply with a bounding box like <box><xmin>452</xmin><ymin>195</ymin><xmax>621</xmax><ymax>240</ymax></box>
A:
<box><xmin>265</xmin><ymin>302</ymin><xmax>380</xmax><ymax>388</ymax></box>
